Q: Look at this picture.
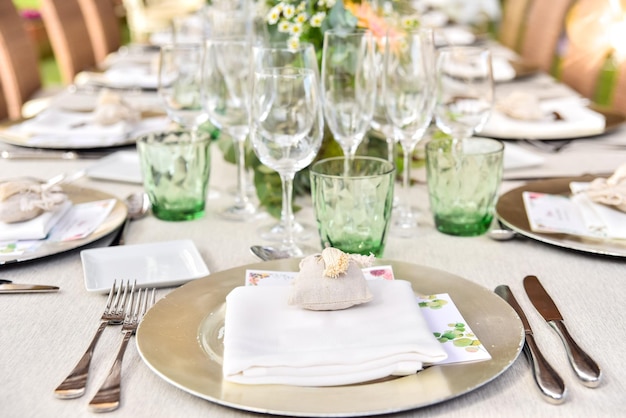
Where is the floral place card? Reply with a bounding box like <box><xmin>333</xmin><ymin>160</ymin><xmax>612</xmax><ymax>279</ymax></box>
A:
<box><xmin>243</xmin><ymin>267</ymin><xmax>491</xmax><ymax>365</ymax></box>
<box><xmin>0</xmin><ymin>199</ymin><xmax>116</xmax><ymax>255</ymax></box>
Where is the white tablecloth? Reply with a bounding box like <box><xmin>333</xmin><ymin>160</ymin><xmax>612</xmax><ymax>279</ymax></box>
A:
<box><xmin>1</xmin><ymin>73</ymin><xmax>626</xmax><ymax>417</ymax></box>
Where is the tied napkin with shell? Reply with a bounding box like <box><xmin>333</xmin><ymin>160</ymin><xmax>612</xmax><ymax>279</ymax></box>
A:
<box><xmin>584</xmin><ymin>163</ymin><xmax>626</xmax><ymax>212</ymax></box>
<box><xmin>288</xmin><ymin>247</ymin><xmax>374</xmax><ymax>311</ymax></box>
<box><xmin>0</xmin><ymin>179</ymin><xmax>67</xmax><ymax>223</ymax></box>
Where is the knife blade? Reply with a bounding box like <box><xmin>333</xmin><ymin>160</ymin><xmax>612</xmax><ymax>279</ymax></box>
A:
<box><xmin>0</xmin><ymin>150</ymin><xmax>107</xmax><ymax>160</ymax></box>
<box><xmin>523</xmin><ymin>275</ymin><xmax>602</xmax><ymax>387</ymax></box>
<box><xmin>0</xmin><ymin>279</ymin><xmax>59</xmax><ymax>293</ymax></box>
<box><xmin>494</xmin><ymin>285</ymin><xmax>566</xmax><ymax>404</ymax></box>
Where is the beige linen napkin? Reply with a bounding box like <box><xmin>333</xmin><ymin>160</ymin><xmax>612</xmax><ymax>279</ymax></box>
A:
<box><xmin>481</xmin><ymin>97</ymin><xmax>605</xmax><ymax>139</ymax></box>
<box><xmin>223</xmin><ymin>280</ymin><xmax>448</xmax><ymax>386</ymax></box>
<box><xmin>569</xmin><ymin>165</ymin><xmax>626</xmax><ymax>239</ymax></box>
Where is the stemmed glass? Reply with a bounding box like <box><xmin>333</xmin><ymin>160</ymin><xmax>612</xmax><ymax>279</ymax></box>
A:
<box><xmin>157</xmin><ymin>43</ymin><xmax>208</xmax><ymax>134</ymax></box>
<box><xmin>251</xmin><ymin>42</ymin><xmax>322</xmax><ymax>242</ymax></box>
<box><xmin>249</xmin><ymin>67</ymin><xmax>323</xmax><ymax>257</ymax></box>
<box><xmin>321</xmin><ymin>30</ymin><xmax>377</xmax><ymax>165</ymax></box>
<box><xmin>434</xmin><ymin>46</ymin><xmax>494</xmax><ymax>147</ymax></box>
<box><xmin>384</xmin><ymin>28</ymin><xmax>436</xmax><ymax>237</ymax></box>
<box><xmin>201</xmin><ymin>38</ymin><xmax>257</xmax><ymax>220</ymax></box>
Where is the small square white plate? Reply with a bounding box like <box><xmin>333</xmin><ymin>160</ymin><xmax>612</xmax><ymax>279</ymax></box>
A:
<box><xmin>503</xmin><ymin>141</ymin><xmax>545</xmax><ymax>170</ymax></box>
<box><xmin>86</xmin><ymin>151</ymin><xmax>142</xmax><ymax>184</ymax></box>
<box><xmin>81</xmin><ymin>239</ymin><xmax>210</xmax><ymax>292</ymax></box>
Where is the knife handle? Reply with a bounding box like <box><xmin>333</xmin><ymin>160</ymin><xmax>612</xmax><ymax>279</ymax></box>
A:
<box><xmin>549</xmin><ymin>320</ymin><xmax>602</xmax><ymax>387</ymax></box>
<box><xmin>523</xmin><ymin>333</ymin><xmax>567</xmax><ymax>404</ymax></box>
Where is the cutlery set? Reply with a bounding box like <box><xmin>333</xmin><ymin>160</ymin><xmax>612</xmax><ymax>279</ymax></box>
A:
<box><xmin>495</xmin><ymin>275</ymin><xmax>601</xmax><ymax>404</ymax></box>
<box><xmin>54</xmin><ymin>280</ymin><xmax>156</xmax><ymax>412</ymax></box>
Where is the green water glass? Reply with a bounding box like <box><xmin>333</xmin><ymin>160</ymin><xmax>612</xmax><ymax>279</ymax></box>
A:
<box><xmin>310</xmin><ymin>156</ymin><xmax>395</xmax><ymax>257</ymax></box>
<box><xmin>137</xmin><ymin>130</ymin><xmax>211</xmax><ymax>221</ymax></box>
<box><xmin>425</xmin><ymin>137</ymin><xmax>504</xmax><ymax>236</ymax></box>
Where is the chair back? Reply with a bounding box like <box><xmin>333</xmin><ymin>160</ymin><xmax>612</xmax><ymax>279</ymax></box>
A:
<box><xmin>0</xmin><ymin>0</ymin><xmax>43</xmax><ymax>119</ymax></box>
<box><xmin>78</xmin><ymin>0</ymin><xmax>122</xmax><ymax>64</ymax></box>
<box><xmin>40</xmin><ymin>0</ymin><xmax>97</xmax><ymax>84</ymax></box>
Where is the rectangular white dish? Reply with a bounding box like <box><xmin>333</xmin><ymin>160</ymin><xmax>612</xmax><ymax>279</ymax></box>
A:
<box><xmin>81</xmin><ymin>239</ymin><xmax>210</xmax><ymax>292</ymax></box>
<box><xmin>86</xmin><ymin>150</ymin><xmax>142</xmax><ymax>183</ymax></box>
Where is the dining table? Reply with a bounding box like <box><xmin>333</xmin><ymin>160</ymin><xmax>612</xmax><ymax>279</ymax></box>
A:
<box><xmin>1</xmin><ymin>46</ymin><xmax>626</xmax><ymax>417</ymax></box>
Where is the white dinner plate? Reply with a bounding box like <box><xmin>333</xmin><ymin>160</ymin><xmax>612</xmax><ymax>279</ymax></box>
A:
<box><xmin>81</xmin><ymin>239</ymin><xmax>210</xmax><ymax>292</ymax></box>
<box><xmin>136</xmin><ymin>259</ymin><xmax>524</xmax><ymax>417</ymax></box>
<box><xmin>86</xmin><ymin>151</ymin><xmax>142</xmax><ymax>184</ymax></box>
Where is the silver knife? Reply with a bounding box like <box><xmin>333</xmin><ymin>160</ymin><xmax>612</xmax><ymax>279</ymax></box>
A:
<box><xmin>0</xmin><ymin>150</ymin><xmax>107</xmax><ymax>160</ymax></box>
<box><xmin>0</xmin><ymin>279</ymin><xmax>59</xmax><ymax>293</ymax></box>
<box><xmin>494</xmin><ymin>285</ymin><xmax>566</xmax><ymax>404</ymax></box>
<box><xmin>523</xmin><ymin>275</ymin><xmax>602</xmax><ymax>387</ymax></box>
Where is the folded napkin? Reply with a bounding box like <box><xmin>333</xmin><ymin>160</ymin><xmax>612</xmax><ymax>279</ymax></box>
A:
<box><xmin>481</xmin><ymin>97</ymin><xmax>606</xmax><ymax>139</ymax></box>
<box><xmin>223</xmin><ymin>280</ymin><xmax>448</xmax><ymax>386</ymax></box>
<box><xmin>0</xmin><ymin>200</ymin><xmax>71</xmax><ymax>241</ymax></box>
<box><xmin>570</xmin><ymin>179</ymin><xmax>626</xmax><ymax>239</ymax></box>
<box><xmin>76</xmin><ymin>56</ymin><xmax>160</xmax><ymax>90</ymax></box>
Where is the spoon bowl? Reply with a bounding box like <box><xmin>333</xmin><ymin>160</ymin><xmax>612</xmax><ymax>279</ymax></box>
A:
<box><xmin>250</xmin><ymin>245</ymin><xmax>292</xmax><ymax>261</ymax></box>
<box><xmin>487</xmin><ymin>228</ymin><xmax>518</xmax><ymax>241</ymax></box>
<box><xmin>111</xmin><ymin>192</ymin><xmax>150</xmax><ymax>246</ymax></box>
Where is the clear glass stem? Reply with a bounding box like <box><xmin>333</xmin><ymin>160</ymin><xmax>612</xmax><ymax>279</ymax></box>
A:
<box><xmin>386</xmin><ymin>136</ymin><xmax>395</xmax><ymax>164</ymax></box>
<box><xmin>397</xmin><ymin>143</ymin><xmax>417</xmax><ymax>228</ymax></box>
<box><xmin>279</xmin><ymin>172</ymin><xmax>297</xmax><ymax>251</ymax></box>
<box><xmin>233</xmin><ymin>135</ymin><xmax>250</xmax><ymax>209</ymax></box>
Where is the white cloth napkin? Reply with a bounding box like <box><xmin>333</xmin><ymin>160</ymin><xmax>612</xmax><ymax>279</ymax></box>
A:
<box><xmin>570</xmin><ymin>182</ymin><xmax>626</xmax><ymax>239</ymax></box>
<box><xmin>223</xmin><ymin>280</ymin><xmax>448</xmax><ymax>386</ymax></box>
<box><xmin>0</xmin><ymin>200</ymin><xmax>71</xmax><ymax>241</ymax></box>
<box><xmin>480</xmin><ymin>97</ymin><xmax>606</xmax><ymax>139</ymax></box>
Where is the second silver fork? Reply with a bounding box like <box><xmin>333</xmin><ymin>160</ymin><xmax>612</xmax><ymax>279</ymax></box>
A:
<box><xmin>54</xmin><ymin>280</ymin><xmax>132</xmax><ymax>399</ymax></box>
<box><xmin>88</xmin><ymin>287</ymin><xmax>156</xmax><ymax>413</ymax></box>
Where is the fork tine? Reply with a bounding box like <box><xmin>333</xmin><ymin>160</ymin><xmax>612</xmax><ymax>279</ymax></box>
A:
<box><xmin>88</xmin><ymin>287</ymin><xmax>157</xmax><ymax>412</ymax></box>
<box><xmin>54</xmin><ymin>280</ymin><xmax>128</xmax><ymax>399</ymax></box>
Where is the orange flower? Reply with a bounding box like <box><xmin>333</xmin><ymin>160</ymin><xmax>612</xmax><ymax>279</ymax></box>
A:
<box><xmin>343</xmin><ymin>0</ymin><xmax>401</xmax><ymax>46</ymax></box>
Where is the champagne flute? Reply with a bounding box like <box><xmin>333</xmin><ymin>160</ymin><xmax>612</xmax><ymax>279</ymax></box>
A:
<box><xmin>157</xmin><ymin>43</ymin><xmax>208</xmax><ymax>133</ymax></box>
<box><xmin>250</xmin><ymin>67</ymin><xmax>323</xmax><ymax>256</ymax></box>
<box><xmin>321</xmin><ymin>30</ymin><xmax>377</xmax><ymax>164</ymax></box>
<box><xmin>384</xmin><ymin>28</ymin><xmax>435</xmax><ymax>236</ymax></box>
<box><xmin>251</xmin><ymin>42</ymin><xmax>322</xmax><ymax>243</ymax></box>
<box><xmin>434</xmin><ymin>46</ymin><xmax>494</xmax><ymax>146</ymax></box>
<box><xmin>201</xmin><ymin>38</ymin><xmax>257</xmax><ymax>220</ymax></box>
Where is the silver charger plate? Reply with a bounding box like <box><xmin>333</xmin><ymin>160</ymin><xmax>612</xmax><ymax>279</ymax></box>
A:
<box><xmin>496</xmin><ymin>175</ymin><xmax>626</xmax><ymax>257</ymax></box>
<box><xmin>0</xmin><ymin>184</ymin><xmax>127</xmax><ymax>265</ymax></box>
<box><xmin>136</xmin><ymin>259</ymin><xmax>524</xmax><ymax>417</ymax></box>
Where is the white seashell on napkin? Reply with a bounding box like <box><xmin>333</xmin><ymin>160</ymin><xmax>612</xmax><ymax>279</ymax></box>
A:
<box><xmin>570</xmin><ymin>181</ymin><xmax>626</xmax><ymax>239</ymax></box>
<box><xmin>585</xmin><ymin>163</ymin><xmax>626</xmax><ymax>212</ymax></box>
<box><xmin>93</xmin><ymin>89</ymin><xmax>140</xmax><ymax>125</ymax></box>
<box><xmin>481</xmin><ymin>97</ymin><xmax>605</xmax><ymax>139</ymax></box>
<box><xmin>0</xmin><ymin>179</ymin><xmax>68</xmax><ymax>224</ymax></box>
<box><xmin>223</xmin><ymin>280</ymin><xmax>448</xmax><ymax>386</ymax></box>
<box><xmin>496</xmin><ymin>91</ymin><xmax>545</xmax><ymax>120</ymax></box>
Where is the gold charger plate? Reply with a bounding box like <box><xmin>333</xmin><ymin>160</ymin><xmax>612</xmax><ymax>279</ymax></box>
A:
<box><xmin>0</xmin><ymin>184</ymin><xmax>127</xmax><ymax>265</ymax></box>
<box><xmin>0</xmin><ymin>111</ymin><xmax>164</xmax><ymax>150</ymax></box>
<box><xmin>496</xmin><ymin>175</ymin><xmax>626</xmax><ymax>257</ymax></box>
<box><xmin>136</xmin><ymin>259</ymin><xmax>524</xmax><ymax>417</ymax></box>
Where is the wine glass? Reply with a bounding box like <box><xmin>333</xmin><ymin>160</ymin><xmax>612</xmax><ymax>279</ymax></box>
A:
<box><xmin>384</xmin><ymin>28</ymin><xmax>436</xmax><ymax>237</ymax></box>
<box><xmin>321</xmin><ymin>30</ymin><xmax>377</xmax><ymax>164</ymax></box>
<box><xmin>157</xmin><ymin>43</ymin><xmax>208</xmax><ymax>134</ymax></box>
<box><xmin>201</xmin><ymin>38</ymin><xmax>257</xmax><ymax>220</ymax></box>
<box><xmin>250</xmin><ymin>67</ymin><xmax>323</xmax><ymax>256</ymax></box>
<box><xmin>434</xmin><ymin>46</ymin><xmax>494</xmax><ymax>146</ymax></box>
<box><xmin>251</xmin><ymin>42</ymin><xmax>322</xmax><ymax>243</ymax></box>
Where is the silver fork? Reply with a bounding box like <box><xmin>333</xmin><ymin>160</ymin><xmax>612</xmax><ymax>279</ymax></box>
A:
<box><xmin>54</xmin><ymin>280</ymin><xmax>131</xmax><ymax>399</ymax></box>
<box><xmin>88</xmin><ymin>287</ymin><xmax>156</xmax><ymax>413</ymax></box>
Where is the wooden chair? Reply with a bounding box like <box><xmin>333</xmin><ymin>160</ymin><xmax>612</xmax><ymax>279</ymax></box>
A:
<box><xmin>0</xmin><ymin>0</ymin><xmax>59</xmax><ymax>119</ymax></box>
<box><xmin>39</xmin><ymin>0</ymin><xmax>97</xmax><ymax>84</ymax></box>
<box><xmin>77</xmin><ymin>0</ymin><xmax>122</xmax><ymax>64</ymax></box>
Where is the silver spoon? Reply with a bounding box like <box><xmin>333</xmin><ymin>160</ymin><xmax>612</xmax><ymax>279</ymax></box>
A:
<box><xmin>250</xmin><ymin>245</ymin><xmax>291</xmax><ymax>261</ymax></box>
<box><xmin>110</xmin><ymin>192</ymin><xmax>150</xmax><ymax>246</ymax></box>
<box><xmin>487</xmin><ymin>228</ymin><xmax>518</xmax><ymax>241</ymax></box>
